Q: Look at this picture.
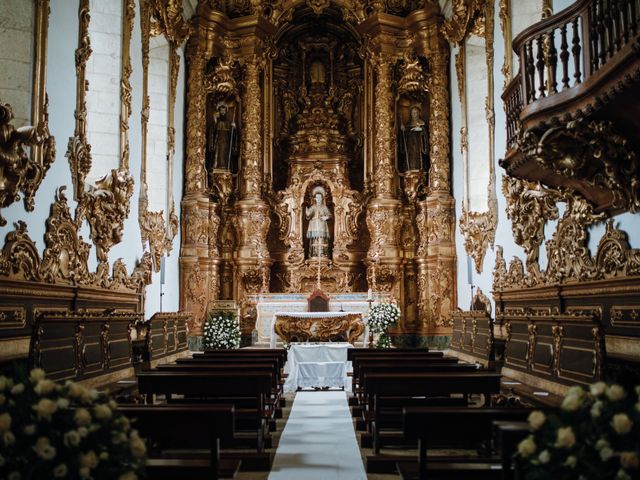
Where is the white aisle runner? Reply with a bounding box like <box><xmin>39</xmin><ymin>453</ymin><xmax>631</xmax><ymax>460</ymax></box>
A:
<box><xmin>268</xmin><ymin>391</ymin><xmax>367</xmax><ymax>480</ymax></box>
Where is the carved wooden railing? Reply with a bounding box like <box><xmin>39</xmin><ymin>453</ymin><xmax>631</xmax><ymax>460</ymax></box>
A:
<box><xmin>505</xmin><ymin>0</ymin><xmax>640</xmax><ymax>135</ymax></box>
<box><xmin>502</xmin><ymin>72</ymin><xmax>523</xmax><ymax>151</ymax></box>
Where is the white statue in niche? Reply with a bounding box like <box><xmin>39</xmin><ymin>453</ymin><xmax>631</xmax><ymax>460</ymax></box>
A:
<box><xmin>306</xmin><ymin>185</ymin><xmax>332</xmax><ymax>258</ymax></box>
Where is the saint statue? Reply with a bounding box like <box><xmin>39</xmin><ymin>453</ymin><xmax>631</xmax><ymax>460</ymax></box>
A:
<box><xmin>399</xmin><ymin>105</ymin><xmax>428</xmax><ymax>171</ymax></box>
<box><xmin>306</xmin><ymin>186</ymin><xmax>332</xmax><ymax>258</ymax></box>
<box><xmin>207</xmin><ymin>103</ymin><xmax>237</xmax><ymax>172</ymax></box>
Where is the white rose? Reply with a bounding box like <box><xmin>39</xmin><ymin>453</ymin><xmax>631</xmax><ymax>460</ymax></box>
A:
<box><xmin>99</xmin><ymin>451</ymin><xmax>109</xmax><ymax>461</ymax></box>
<box><xmin>556</xmin><ymin>426</ymin><xmax>576</xmax><ymax>448</ymax></box>
<box><xmin>528</xmin><ymin>411</ymin><xmax>546</xmax><ymax>431</ymax></box>
<box><xmin>33</xmin><ymin>437</ymin><xmax>56</xmax><ymax>460</ymax></box>
<box><xmin>591</xmin><ymin>401</ymin><xmax>603</xmax><ymax>418</ymax></box>
<box><xmin>590</xmin><ymin>381</ymin><xmax>607</xmax><ymax>397</ymax></box>
<box><xmin>620</xmin><ymin>452</ymin><xmax>639</xmax><ymax>469</ymax></box>
<box><xmin>4</xmin><ymin>431</ymin><xmax>15</xmax><ymax>446</ymax></box>
<box><xmin>79</xmin><ymin>450</ymin><xmax>98</xmax><ymax>469</ymax></box>
<box><xmin>612</xmin><ymin>413</ymin><xmax>633</xmax><ymax>435</ymax></box>
<box><xmin>564</xmin><ymin>455</ymin><xmax>577</xmax><ymax>468</ymax></box>
<box><xmin>538</xmin><ymin>450</ymin><xmax>551</xmax><ymax>464</ymax></box>
<box><xmin>129</xmin><ymin>432</ymin><xmax>147</xmax><ymax>458</ymax></box>
<box><xmin>67</xmin><ymin>382</ymin><xmax>87</xmax><ymax>399</ymax></box>
<box><xmin>607</xmin><ymin>385</ymin><xmax>627</xmax><ymax>402</ymax></box>
<box><xmin>33</xmin><ymin>398</ymin><xmax>58</xmax><ymax>421</ymax></box>
<box><xmin>29</xmin><ymin>369</ymin><xmax>46</xmax><ymax>383</ymax></box>
<box><xmin>601</xmin><ymin>447</ymin><xmax>615</xmax><ymax>461</ymax></box>
<box><xmin>34</xmin><ymin>379</ymin><xmax>56</xmax><ymax>396</ymax></box>
<box><xmin>23</xmin><ymin>424</ymin><xmax>36</xmax><ymax>435</ymax></box>
<box><xmin>77</xmin><ymin>427</ymin><xmax>88</xmax><ymax>438</ymax></box>
<box><xmin>596</xmin><ymin>438</ymin><xmax>610</xmax><ymax>450</ymax></box>
<box><xmin>74</xmin><ymin>408</ymin><xmax>92</xmax><ymax>427</ymax></box>
<box><xmin>0</xmin><ymin>413</ymin><xmax>11</xmax><ymax>433</ymax></box>
<box><xmin>118</xmin><ymin>472</ymin><xmax>138</xmax><ymax>480</ymax></box>
<box><xmin>10</xmin><ymin>383</ymin><xmax>24</xmax><ymax>395</ymax></box>
<box><xmin>53</xmin><ymin>464</ymin><xmax>68</xmax><ymax>478</ymax></box>
<box><xmin>64</xmin><ymin>430</ymin><xmax>81</xmax><ymax>447</ymax></box>
<box><xmin>517</xmin><ymin>436</ymin><xmax>536</xmax><ymax>457</ymax></box>
<box><xmin>562</xmin><ymin>391</ymin><xmax>584</xmax><ymax>412</ymax></box>
<box><xmin>93</xmin><ymin>404</ymin><xmax>112</xmax><ymax>421</ymax></box>
<box><xmin>617</xmin><ymin>469</ymin><xmax>632</xmax><ymax>480</ymax></box>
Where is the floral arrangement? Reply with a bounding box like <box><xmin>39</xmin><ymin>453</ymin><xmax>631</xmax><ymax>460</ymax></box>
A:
<box><xmin>203</xmin><ymin>310</ymin><xmax>241</xmax><ymax>350</ymax></box>
<box><xmin>0</xmin><ymin>366</ymin><xmax>145</xmax><ymax>480</ymax></box>
<box><xmin>367</xmin><ymin>303</ymin><xmax>400</xmax><ymax>348</ymax></box>
<box><xmin>515</xmin><ymin>382</ymin><xmax>640</xmax><ymax>480</ymax></box>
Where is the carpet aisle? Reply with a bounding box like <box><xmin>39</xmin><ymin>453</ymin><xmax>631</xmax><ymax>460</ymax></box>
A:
<box><xmin>268</xmin><ymin>391</ymin><xmax>367</xmax><ymax>480</ymax></box>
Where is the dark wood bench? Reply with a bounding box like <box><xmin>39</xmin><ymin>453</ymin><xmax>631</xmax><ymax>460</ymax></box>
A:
<box><xmin>355</xmin><ymin>362</ymin><xmax>482</xmax><ymax>427</ymax></box>
<box><xmin>155</xmin><ymin>361</ymin><xmax>284</xmax><ymax>421</ymax></box>
<box><xmin>347</xmin><ymin>347</ymin><xmax>435</xmax><ymax>361</ymax></box>
<box><xmin>119</xmin><ymin>404</ymin><xmax>238</xmax><ymax>480</ymax></box>
<box><xmin>363</xmin><ymin>372</ymin><xmax>502</xmax><ymax>454</ymax></box>
<box><xmin>399</xmin><ymin>407</ymin><xmax>533</xmax><ymax>480</ymax></box>
<box><xmin>194</xmin><ymin>350</ymin><xmax>287</xmax><ymax>372</ymax></box>
<box><xmin>136</xmin><ymin>371</ymin><xmax>273</xmax><ymax>452</ymax></box>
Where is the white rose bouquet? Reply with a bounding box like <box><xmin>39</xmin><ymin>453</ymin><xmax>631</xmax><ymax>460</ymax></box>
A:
<box><xmin>0</xmin><ymin>366</ymin><xmax>145</xmax><ymax>479</ymax></box>
<box><xmin>203</xmin><ymin>311</ymin><xmax>241</xmax><ymax>350</ymax></box>
<box><xmin>366</xmin><ymin>303</ymin><xmax>400</xmax><ymax>348</ymax></box>
<box><xmin>515</xmin><ymin>382</ymin><xmax>640</xmax><ymax>480</ymax></box>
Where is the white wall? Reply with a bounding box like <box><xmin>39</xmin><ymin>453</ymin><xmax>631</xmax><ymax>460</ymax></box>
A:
<box><xmin>0</xmin><ymin>0</ymin><xmax>185</xmax><ymax>318</ymax></box>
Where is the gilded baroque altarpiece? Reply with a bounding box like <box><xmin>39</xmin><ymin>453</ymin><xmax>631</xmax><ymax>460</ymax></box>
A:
<box><xmin>179</xmin><ymin>0</ymin><xmax>457</xmax><ymax>338</ymax></box>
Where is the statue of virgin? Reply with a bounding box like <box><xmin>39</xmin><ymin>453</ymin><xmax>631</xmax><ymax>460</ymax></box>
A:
<box><xmin>306</xmin><ymin>186</ymin><xmax>332</xmax><ymax>258</ymax></box>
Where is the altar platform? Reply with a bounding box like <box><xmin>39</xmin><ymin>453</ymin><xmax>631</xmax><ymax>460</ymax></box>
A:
<box><xmin>249</xmin><ymin>292</ymin><xmax>391</xmax><ymax>347</ymax></box>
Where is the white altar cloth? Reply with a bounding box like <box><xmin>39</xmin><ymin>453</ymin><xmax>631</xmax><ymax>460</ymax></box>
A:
<box><xmin>270</xmin><ymin>311</ymin><xmax>364</xmax><ymax>348</ymax></box>
<box><xmin>284</xmin><ymin>343</ymin><xmax>353</xmax><ymax>393</ymax></box>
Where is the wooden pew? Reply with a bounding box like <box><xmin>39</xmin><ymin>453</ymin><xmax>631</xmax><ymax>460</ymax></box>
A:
<box><xmin>194</xmin><ymin>350</ymin><xmax>287</xmax><ymax>372</ymax></box>
<box><xmin>399</xmin><ymin>407</ymin><xmax>533</xmax><ymax>480</ymax></box>
<box><xmin>118</xmin><ymin>404</ymin><xmax>238</xmax><ymax>480</ymax></box>
<box><xmin>363</xmin><ymin>372</ymin><xmax>502</xmax><ymax>454</ymax></box>
<box><xmin>352</xmin><ymin>356</ymin><xmax>461</xmax><ymax>390</ymax></box>
<box><xmin>355</xmin><ymin>362</ymin><xmax>480</xmax><ymax>419</ymax></box>
<box><xmin>137</xmin><ymin>371</ymin><xmax>273</xmax><ymax>452</ymax></box>
<box><xmin>348</xmin><ymin>348</ymin><xmax>440</xmax><ymax>362</ymax></box>
<box><xmin>155</xmin><ymin>361</ymin><xmax>284</xmax><ymax>423</ymax></box>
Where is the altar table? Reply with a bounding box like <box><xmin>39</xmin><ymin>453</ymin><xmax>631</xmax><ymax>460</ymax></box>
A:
<box><xmin>284</xmin><ymin>343</ymin><xmax>353</xmax><ymax>393</ymax></box>
<box><xmin>271</xmin><ymin>311</ymin><xmax>365</xmax><ymax>348</ymax></box>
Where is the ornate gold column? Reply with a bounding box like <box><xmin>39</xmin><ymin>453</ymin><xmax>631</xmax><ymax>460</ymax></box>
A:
<box><xmin>410</xmin><ymin>14</ymin><xmax>457</xmax><ymax>335</ymax></box>
<box><xmin>180</xmin><ymin>35</ymin><xmax>218</xmax><ymax>337</ymax></box>
<box><xmin>234</xmin><ymin>55</ymin><xmax>272</xmax><ymax>313</ymax></box>
<box><xmin>366</xmin><ymin>52</ymin><xmax>403</xmax><ymax>299</ymax></box>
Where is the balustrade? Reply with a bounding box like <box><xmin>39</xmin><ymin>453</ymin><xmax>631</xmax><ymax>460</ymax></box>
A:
<box><xmin>510</xmin><ymin>0</ymin><xmax>639</xmax><ymax>110</ymax></box>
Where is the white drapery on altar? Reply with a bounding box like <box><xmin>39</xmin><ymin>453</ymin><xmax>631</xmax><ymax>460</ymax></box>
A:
<box><xmin>283</xmin><ymin>343</ymin><xmax>353</xmax><ymax>392</ymax></box>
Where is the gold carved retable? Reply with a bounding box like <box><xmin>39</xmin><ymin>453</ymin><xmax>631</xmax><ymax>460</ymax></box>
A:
<box><xmin>274</xmin><ymin>313</ymin><xmax>364</xmax><ymax>344</ymax></box>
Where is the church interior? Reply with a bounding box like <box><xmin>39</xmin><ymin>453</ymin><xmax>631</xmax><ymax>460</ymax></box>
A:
<box><xmin>1</xmin><ymin>0</ymin><xmax>640</xmax><ymax>478</ymax></box>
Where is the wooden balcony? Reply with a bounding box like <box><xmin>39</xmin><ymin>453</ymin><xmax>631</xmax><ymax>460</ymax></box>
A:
<box><xmin>500</xmin><ymin>0</ymin><xmax>640</xmax><ymax>214</ymax></box>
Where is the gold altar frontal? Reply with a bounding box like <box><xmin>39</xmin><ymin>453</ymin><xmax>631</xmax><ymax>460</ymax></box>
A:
<box><xmin>274</xmin><ymin>312</ymin><xmax>364</xmax><ymax>344</ymax></box>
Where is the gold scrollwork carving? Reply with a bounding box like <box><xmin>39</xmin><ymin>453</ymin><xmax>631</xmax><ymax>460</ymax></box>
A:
<box><xmin>502</xmin><ymin>176</ymin><xmax>559</xmax><ymax>270</ymax></box>
<box><xmin>40</xmin><ymin>187</ymin><xmax>91</xmax><ymax>284</ymax></box>
<box><xmin>274</xmin><ymin>313</ymin><xmax>364</xmax><ymax>344</ymax></box>
<box><xmin>66</xmin><ymin>0</ymin><xmax>92</xmax><ymax>201</ymax></box>
<box><xmin>77</xmin><ymin>169</ymin><xmax>135</xmax><ymax>265</ymax></box>
<box><xmin>0</xmin><ymin>101</ymin><xmax>55</xmax><ymax>226</ymax></box>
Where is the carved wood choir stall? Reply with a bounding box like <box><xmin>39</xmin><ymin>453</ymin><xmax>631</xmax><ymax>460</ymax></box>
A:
<box><xmin>493</xmin><ymin>0</ymin><xmax>640</xmax><ymax>394</ymax></box>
